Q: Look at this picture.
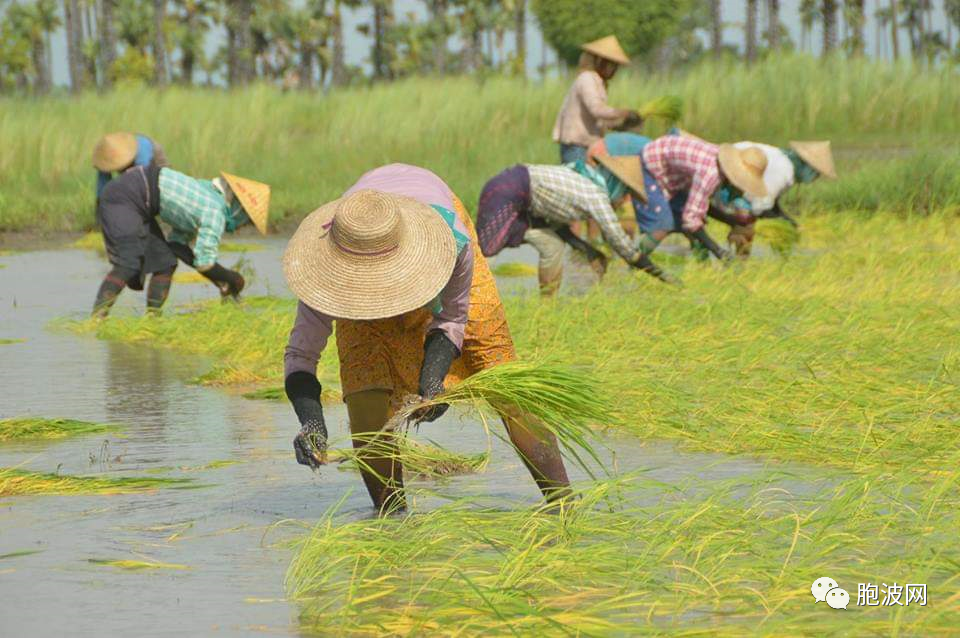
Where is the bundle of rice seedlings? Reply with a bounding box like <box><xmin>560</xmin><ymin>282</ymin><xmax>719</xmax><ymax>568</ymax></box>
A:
<box><xmin>0</xmin><ymin>467</ymin><xmax>196</xmax><ymax>497</ymax></box>
<box><xmin>0</xmin><ymin>417</ymin><xmax>118</xmax><ymax>442</ymax></box>
<box><xmin>332</xmin><ymin>436</ymin><xmax>490</xmax><ymax>480</ymax></box>
<box><xmin>172</xmin><ymin>271</ymin><xmax>208</xmax><ymax>284</ymax></box>
<box><xmin>755</xmin><ymin>218</ymin><xmax>801</xmax><ymax>257</ymax></box>
<box><xmin>639</xmin><ymin>95</ymin><xmax>683</xmax><ymax>123</ymax></box>
<box><xmin>492</xmin><ymin>262</ymin><xmax>538</xmax><ymax>278</ymax></box>
<box><xmin>391</xmin><ymin>361</ymin><xmax>615</xmax><ymax>472</ymax></box>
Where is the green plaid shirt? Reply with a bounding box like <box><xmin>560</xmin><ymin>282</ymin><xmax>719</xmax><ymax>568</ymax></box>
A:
<box><xmin>158</xmin><ymin>168</ymin><xmax>229</xmax><ymax>268</ymax></box>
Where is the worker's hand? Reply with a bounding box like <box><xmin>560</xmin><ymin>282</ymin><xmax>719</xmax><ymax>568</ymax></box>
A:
<box><xmin>588</xmin><ymin>253</ymin><xmax>608</xmax><ymax>279</ymax></box>
<box><xmin>293</xmin><ymin>417</ymin><xmax>328</xmax><ymax>469</ymax></box>
<box><xmin>613</xmin><ymin>109</ymin><xmax>643</xmax><ymax>131</ymax></box>
<box><xmin>412</xmin><ymin>331</ymin><xmax>459</xmax><ymax>424</ymax></box>
<box><xmin>216</xmin><ymin>269</ymin><xmax>245</xmax><ymax>302</ymax></box>
<box><xmin>682</xmin><ymin>219</ymin><xmax>703</xmax><ymax>234</ymax></box>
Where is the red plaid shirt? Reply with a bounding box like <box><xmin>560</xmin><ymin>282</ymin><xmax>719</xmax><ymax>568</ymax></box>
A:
<box><xmin>641</xmin><ymin>136</ymin><xmax>722</xmax><ymax>231</ymax></box>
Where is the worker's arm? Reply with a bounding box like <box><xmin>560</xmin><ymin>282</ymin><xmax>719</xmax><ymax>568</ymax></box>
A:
<box><xmin>285</xmin><ymin>301</ymin><xmax>335</xmax><ymax>469</ymax></box>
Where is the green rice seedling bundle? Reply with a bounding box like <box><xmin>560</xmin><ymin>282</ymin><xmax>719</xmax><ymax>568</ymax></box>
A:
<box><xmin>0</xmin><ymin>417</ymin><xmax>118</xmax><ymax>442</ymax></box>
<box><xmin>287</xmin><ymin>469</ymin><xmax>960</xmax><ymax>635</ymax></box>
<box><xmin>754</xmin><ymin>218</ymin><xmax>801</xmax><ymax>256</ymax></box>
<box><xmin>0</xmin><ymin>338</ymin><xmax>25</xmax><ymax>345</ymax></box>
<box><xmin>0</xmin><ymin>467</ymin><xmax>196</xmax><ymax>496</ymax></box>
<box><xmin>492</xmin><ymin>262</ymin><xmax>538</xmax><ymax>278</ymax></box>
<box><xmin>332</xmin><ymin>436</ymin><xmax>490</xmax><ymax>480</ymax></box>
<box><xmin>638</xmin><ymin>94</ymin><xmax>683</xmax><ymax>123</ymax></box>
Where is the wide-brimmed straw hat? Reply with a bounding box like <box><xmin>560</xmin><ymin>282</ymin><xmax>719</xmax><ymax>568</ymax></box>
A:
<box><xmin>221</xmin><ymin>172</ymin><xmax>271</xmax><ymax>235</ymax></box>
<box><xmin>92</xmin><ymin>132</ymin><xmax>138</xmax><ymax>172</ymax></box>
<box><xmin>283</xmin><ymin>189</ymin><xmax>456</xmax><ymax>320</ymax></box>
<box><xmin>581</xmin><ymin>35</ymin><xmax>630</xmax><ymax>66</ymax></box>
<box><xmin>595</xmin><ymin>154</ymin><xmax>646</xmax><ymax>201</ymax></box>
<box><xmin>717</xmin><ymin>145</ymin><xmax>768</xmax><ymax>198</ymax></box>
<box><xmin>789</xmin><ymin>140</ymin><xmax>837</xmax><ymax>179</ymax></box>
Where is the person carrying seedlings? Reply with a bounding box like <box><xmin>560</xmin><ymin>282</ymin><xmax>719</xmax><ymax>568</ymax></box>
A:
<box><xmin>92</xmin><ymin>132</ymin><xmax>168</xmax><ymax>200</ymax></box>
<box><xmin>476</xmin><ymin>159</ymin><xmax>670</xmax><ymax>295</ymax></box>
<box><xmin>718</xmin><ymin>140</ymin><xmax>837</xmax><ymax>256</ymax></box>
<box><xmin>631</xmin><ymin>134</ymin><xmax>769</xmax><ymax>266</ymax></box>
<box><xmin>91</xmin><ymin>166</ymin><xmax>269</xmax><ymax>317</ymax></box>
<box><xmin>283</xmin><ymin>163</ymin><xmax>572</xmax><ymax>514</ymax></box>
<box><xmin>552</xmin><ymin>35</ymin><xmax>642</xmax><ymax>165</ymax></box>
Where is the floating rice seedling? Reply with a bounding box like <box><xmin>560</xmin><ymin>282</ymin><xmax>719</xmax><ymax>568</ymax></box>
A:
<box><xmin>220</xmin><ymin>241</ymin><xmax>265</xmax><ymax>253</ymax></box>
<box><xmin>70</xmin><ymin>231</ymin><xmax>105</xmax><ymax>253</ymax></box>
<box><xmin>178</xmin><ymin>459</ymin><xmax>240</xmax><ymax>471</ymax></box>
<box><xmin>492</xmin><ymin>262</ymin><xmax>538</xmax><ymax>278</ymax></box>
<box><xmin>0</xmin><ymin>417</ymin><xmax>118</xmax><ymax>442</ymax></box>
<box><xmin>88</xmin><ymin>557</ymin><xmax>189</xmax><ymax>571</ymax></box>
<box><xmin>0</xmin><ymin>338</ymin><xmax>25</xmax><ymax>345</ymax></box>
<box><xmin>172</xmin><ymin>271</ymin><xmax>208</xmax><ymax>284</ymax></box>
<box><xmin>0</xmin><ymin>550</ymin><xmax>43</xmax><ymax>560</ymax></box>
<box><xmin>0</xmin><ymin>467</ymin><xmax>197</xmax><ymax>497</ymax></box>
<box><xmin>242</xmin><ymin>385</ymin><xmax>342</xmax><ymax>403</ymax></box>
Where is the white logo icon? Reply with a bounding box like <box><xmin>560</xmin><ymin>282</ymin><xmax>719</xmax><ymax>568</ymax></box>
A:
<box><xmin>811</xmin><ymin>576</ymin><xmax>839</xmax><ymax>603</ymax></box>
<box><xmin>827</xmin><ymin>587</ymin><xmax>850</xmax><ymax>610</ymax></box>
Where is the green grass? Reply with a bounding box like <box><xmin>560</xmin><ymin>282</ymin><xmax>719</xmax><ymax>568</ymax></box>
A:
<box><xmin>0</xmin><ymin>417</ymin><xmax>119</xmax><ymax>442</ymax></box>
<box><xmin>287</xmin><ymin>470</ymin><xmax>960</xmax><ymax>635</ymax></box>
<box><xmin>3</xmin><ymin>54</ymin><xmax>960</xmax><ymax>232</ymax></box>
<box><xmin>0</xmin><ymin>467</ymin><xmax>196</xmax><ymax>497</ymax></box>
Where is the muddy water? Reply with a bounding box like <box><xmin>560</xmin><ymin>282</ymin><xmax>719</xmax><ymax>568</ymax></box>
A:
<box><xmin>0</xmin><ymin>243</ymin><xmax>815</xmax><ymax>636</ymax></box>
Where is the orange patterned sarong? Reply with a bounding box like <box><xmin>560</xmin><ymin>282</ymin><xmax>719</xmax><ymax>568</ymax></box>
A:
<box><xmin>336</xmin><ymin>195</ymin><xmax>516</xmax><ymax>412</ymax></box>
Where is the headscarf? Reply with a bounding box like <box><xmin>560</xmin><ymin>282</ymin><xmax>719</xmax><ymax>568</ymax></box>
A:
<box><xmin>784</xmin><ymin>148</ymin><xmax>820</xmax><ymax>183</ymax></box>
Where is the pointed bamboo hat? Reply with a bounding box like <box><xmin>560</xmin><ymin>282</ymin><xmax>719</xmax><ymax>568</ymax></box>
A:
<box><xmin>92</xmin><ymin>132</ymin><xmax>138</xmax><ymax>172</ymax></box>
<box><xmin>717</xmin><ymin>145</ymin><xmax>768</xmax><ymax>198</ymax></box>
<box><xmin>595</xmin><ymin>154</ymin><xmax>646</xmax><ymax>201</ymax></box>
<box><xmin>283</xmin><ymin>189</ymin><xmax>457</xmax><ymax>320</ymax></box>
<box><xmin>221</xmin><ymin>172</ymin><xmax>271</xmax><ymax>235</ymax></box>
<box><xmin>789</xmin><ymin>141</ymin><xmax>837</xmax><ymax>179</ymax></box>
<box><xmin>581</xmin><ymin>35</ymin><xmax>630</xmax><ymax>65</ymax></box>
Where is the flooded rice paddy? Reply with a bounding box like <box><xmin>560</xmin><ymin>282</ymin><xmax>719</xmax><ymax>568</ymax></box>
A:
<box><xmin>0</xmin><ymin>241</ymin><xmax>831</xmax><ymax>636</ymax></box>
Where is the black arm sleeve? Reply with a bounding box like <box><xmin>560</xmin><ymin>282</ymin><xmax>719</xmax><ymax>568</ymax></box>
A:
<box><xmin>418</xmin><ymin>331</ymin><xmax>460</xmax><ymax>399</ymax></box>
<box><xmin>285</xmin><ymin>371</ymin><xmax>324</xmax><ymax>426</ymax></box>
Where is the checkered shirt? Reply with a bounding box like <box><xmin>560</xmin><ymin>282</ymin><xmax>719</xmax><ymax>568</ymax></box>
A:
<box><xmin>641</xmin><ymin>136</ymin><xmax>722</xmax><ymax>231</ymax></box>
<box><xmin>526</xmin><ymin>164</ymin><xmax>639</xmax><ymax>263</ymax></box>
<box><xmin>158</xmin><ymin>168</ymin><xmax>228</xmax><ymax>268</ymax></box>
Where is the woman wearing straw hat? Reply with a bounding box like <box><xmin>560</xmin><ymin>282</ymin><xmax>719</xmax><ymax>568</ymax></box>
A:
<box><xmin>92</xmin><ymin>166</ymin><xmax>270</xmax><ymax>317</ymax></box>
<box><xmin>627</xmin><ymin>135</ymin><xmax>769</xmax><ymax>268</ymax></box>
<box><xmin>718</xmin><ymin>140</ymin><xmax>837</xmax><ymax>256</ymax></box>
<box><xmin>553</xmin><ymin>35</ymin><xmax>641</xmax><ymax>165</ymax></box>
<box><xmin>476</xmin><ymin>158</ymin><xmax>674</xmax><ymax>295</ymax></box>
<box><xmin>93</xmin><ymin>132</ymin><xmax>168</xmax><ymax>200</ymax></box>
<box><xmin>283</xmin><ymin>163</ymin><xmax>571</xmax><ymax>514</ymax></box>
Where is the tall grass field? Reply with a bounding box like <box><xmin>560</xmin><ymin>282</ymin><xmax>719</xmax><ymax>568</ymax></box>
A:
<box><xmin>2</xmin><ymin>54</ymin><xmax>960</xmax><ymax>232</ymax></box>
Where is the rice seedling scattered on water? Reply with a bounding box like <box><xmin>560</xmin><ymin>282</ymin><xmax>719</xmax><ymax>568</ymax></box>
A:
<box><xmin>242</xmin><ymin>385</ymin><xmax>342</xmax><ymax>403</ymax></box>
<box><xmin>0</xmin><ymin>550</ymin><xmax>43</xmax><ymax>560</ymax></box>
<box><xmin>0</xmin><ymin>467</ymin><xmax>197</xmax><ymax>497</ymax></box>
<box><xmin>172</xmin><ymin>271</ymin><xmax>208</xmax><ymax>284</ymax></box>
<box><xmin>0</xmin><ymin>417</ymin><xmax>119</xmax><ymax>442</ymax></box>
<box><xmin>491</xmin><ymin>262</ymin><xmax>538</xmax><ymax>278</ymax></box>
<box><xmin>88</xmin><ymin>557</ymin><xmax>189</xmax><ymax>571</ymax></box>
<box><xmin>70</xmin><ymin>231</ymin><xmax>105</xmax><ymax>253</ymax></box>
<box><xmin>178</xmin><ymin>459</ymin><xmax>240</xmax><ymax>471</ymax></box>
<box><xmin>220</xmin><ymin>241</ymin><xmax>264</xmax><ymax>253</ymax></box>
<box><xmin>0</xmin><ymin>338</ymin><xmax>25</xmax><ymax>345</ymax></box>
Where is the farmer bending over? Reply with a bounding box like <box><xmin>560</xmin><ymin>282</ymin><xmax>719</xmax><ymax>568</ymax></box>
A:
<box><xmin>93</xmin><ymin>131</ymin><xmax>168</xmax><ymax>201</ymax></box>
<box><xmin>283</xmin><ymin>163</ymin><xmax>571</xmax><ymax>514</ymax></box>
<box><xmin>92</xmin><ymin>166</ymin><xmax>269</xmax><ymax>317</ymax></box>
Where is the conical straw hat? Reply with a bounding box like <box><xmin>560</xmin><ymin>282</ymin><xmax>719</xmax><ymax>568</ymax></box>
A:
<box><xmin>595</xmin><ymin>154</ymin><xmax>646</xmax><ymax>202</ymax></box>
<box><xmin>283</xmin><ymin>189</ymin><xmax>457</xmax><ymax>320</ymax></box>
<box><xmin>581</xmin><ymin>35</ymin><xmax>630</xmax><ymax>65</ymax></box>
<box><xmin>92</xmin><ymin>132</ymin><xmax>138</xmax><ymax>172</ymax></box>
<box><xmin>789</xmin><ymin>140</ymin><xmax>837</xmax><ymax>179</ymax></box>
<box><xmin>717</xmin><ymin>145</ymin><xmax>768</xmax><ymax>198</ymax></box>
<box><xmin>221</xmin><ymin>172</ymin><xmax>271</xmax><ymax>235</ymax></box>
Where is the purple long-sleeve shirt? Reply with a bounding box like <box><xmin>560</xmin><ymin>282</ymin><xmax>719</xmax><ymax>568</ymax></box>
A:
<box><xmin>284</xmin><ymin>164</ymin><xmax>474</xmax><ymax>379</ymax></box>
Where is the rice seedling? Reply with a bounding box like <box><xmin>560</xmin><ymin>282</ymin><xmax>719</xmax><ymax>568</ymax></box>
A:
<box><xmin>172</xmin><ymin>271</ymin><xmax>208</xmax><ymax>284</ymax></box>
<box><xmin>0</xmin><ymin>338</ymin><xmax>25</xmax><ymax>345</ymax></box>
<box><xmin>88</xmin><ymin>557</ymin><xmax>188</xmax><ymax>571</ymax></box>
<box><xmin>331</xmin><ymin>437</ymin><xmax>490</xmax><ymax>480</ymax></box>
<box><xmin>0</xmin><ymin>467</ymin><xmax>196</xmax><ymax>497</ymax></box>
<box><xmin>754</xmin><ymin>218</ymin><xmax>801</xmax><ymax>257</ymax></box>
<box><xmin>287</xmin><ymin>469</ymin><xmax>960</xmax><ymax>635</ymax></box>
<box><xmin>491</xmin><ymin>262</ymin><xmax>538</xmax><ymax>278</ymax></box>
<box><xmin>177</xmin><ymin>459</ymin><xmax>240</xmax><ymax>471</ymax></box>
<box><xmin>0</xmin><ymin>417</ymin><xmax>118</xmax><ymax>442</ymax></box>
<box><xmin>220</xmin><ymin>241</ymin><xmax>264</xmax><ymax>253</ymax></box>
<box><xmin>0</xmin><ymin>550</ymin><xmax>43</xmax><ymax>560</ymax></box>
<box><xmin>639</xmin><ymin>94</ymin><xmax>683</xmax><ymax>123</ymax></box>
<box><xmin>70</xmin><ymin>231</ymin><xmax>105</xmax><ymax>253</ymax></box>
<box><xmin>242</xmin><ymin>385</ymin><xmax>342</xmax><ymax>403</ymax></box>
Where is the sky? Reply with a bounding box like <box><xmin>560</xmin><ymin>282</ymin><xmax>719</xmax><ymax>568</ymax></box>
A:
<box><xmin>43</xmin><ymin>0</ymin><xmax>954</xmax><ymax>86</ymax></box>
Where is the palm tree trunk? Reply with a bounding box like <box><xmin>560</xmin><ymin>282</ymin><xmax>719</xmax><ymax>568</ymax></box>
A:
<box><xmin>746</xmin><ymin>0</ymin><xmax>758</xmax><ymax>62</ymax></box>
<box><xmin>514</xmin><ymin>0</ymin><xmax>525</xmax><ymax>76</ymax></box>
<box><xmin>710</xmin><ymin>0</ymin><xmax>722</xmax><ymax>58</ymax></box>
<box><xmin>890</xmin><ymin>0</ymin><xmax>900</xmax><ymax>60</ymax></box>
<box><xmin>766</xmin><ymin>0</ymin><xmax>780</xmax><ymax>50</ymax></box>
<box><xmin>64</xmin><ymin>0</ymin><xmax>84</xmax><ymax>92</ymax></box>
<box><xmin>431</xmin><ymin>0</ymin><xmax>447</xmax><ymax>74</ymax></box>
<box><xmin>153</xmin><ymin>0</ymin><xmax>168</xmax><ymax>86</ymax></box>
<box><xmin>299</xmin><ymin>46</ymin><xmax>314</xmax><ymax>90</ymax></box>
<box><xmin>822</xmin><ymin>0</ymin><xmax>838</xmax><ymax>54</ymax></box>
<box><xmin>31</xmin><ymin>39</ymin><xmax>51</xmax><ymax>95</ymax></box>
<box><xmin>332</xmin><ymin>0</ymin><xmax>346</xmax><ymax>86</ymax></box>
<box><xmin>100</xmin><ymin>0</ymin><xmax>117</xmax><ymax>88</ymax></box>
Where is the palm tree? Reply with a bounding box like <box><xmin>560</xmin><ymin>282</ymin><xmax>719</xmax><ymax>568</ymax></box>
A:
<box><xmin>6</xmin><ymin>1</ymin><xmax>60</xmax><ymax>93</ymax></box>
<box><xmin>875</xmin><ymin>2</ymin><xmax>891</xmax><ymax>57</ymax></box>
<box><xmin>370</xmin><ymin>0</ymin><xmax>395</xmax><ymax>79</ymax></box>
<box><xmin>946</xmin><ymin>0</ymin><xmax>960</xmax><ymax>51</ymax></box>
<box><xmin>512</xmin><ymin>0</ymin><xmax>525</xmax><ymax>76</ymax></box>
<box><xmin>710</xmin><ymin>0</ymin><xmax>722</xmax><ymax>58</ymax></box>
<box><xmin>225</xmin><ymin>0</ymin><xmax>254</xmax><ymax>85</ymax></box>
<box><xmin>766</xmin><ymin>0</ymin><xmax>780</xmax><ymax>50</ymax></box>
<box><xmin>745</xmin><ymin>0</ymin><xmax>758</xmax><ymax>62</ymax></box>
<box><xmin>64</xmin><ymin>0</ymin><xmax>86</xmax><ymax>91</ymax></box>
<box><xmin>171</xmin><ymin>0</ymin><xmax>214</xmax><ymax>84</ymax></box>
<box><xmin>100</xmin><ymin>0</ymin><xmax>118</xmax><ymax>87</ymax></box>
<box><xmin>821</xmin><ymin>0</ymin><xmax>838</xmax><ymax>54</ymax></box>
<box><xmin>799</xmin><ymin>0</ymin><xmax>818</xmax><ymax>52</ymax></box>
<box><xmin>153</xmin><ymin>0</ymin><xmax>168</xmax><ymax>85</ymax></box>
<box><xmin>843</xmin><ymin>0</ymin><xmax>865</xmax><ymax>55</ymax></box>
<box><xmin>890</xmin><ymin>0</ymin><xmax>900</xmax><ymax>60</ymax></box>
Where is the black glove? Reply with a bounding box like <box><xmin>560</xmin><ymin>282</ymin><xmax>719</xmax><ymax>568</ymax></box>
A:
<box><xmin>412</xmin><ymin>331</ymin><xmax>460</xmax><ymax>423</ymax></box>
<box><xmin>203</xmin><ymin>263</ymin><xmax>246</xmax><ymax>301</ymax></box>
<box><xmin>631</xmin><ymin>254</ymin><xmax>683</xmax><ymax>287</ymax></box>
<box><xmin>684</xmin><ymin>228</ymin><xmax>733</xmax><ymax>263</ymax></box>
<box><xmin>285</xmin><ymin>371</ymin><xmax>327</xmax><ymax>469</ymax></box>
<box><xmin>759</xmin><ymin>199</ymin><xmax>799</xmax><ymax>227</ymax></box>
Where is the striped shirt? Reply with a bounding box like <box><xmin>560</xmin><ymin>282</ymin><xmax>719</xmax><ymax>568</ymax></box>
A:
<box><xmin>158</xmin><ymin>168</ymin><xmax>230</xmax><ymax>268</ymax></box>
<box><xmin>642</xmin><ymin>136</ymin><xmax>722</xmax><ymax>232</ymax></box>
<box><xmin>526</xmin><ymin>164</ymin><xmax>639</xmax><ymax>263</ymax></box>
